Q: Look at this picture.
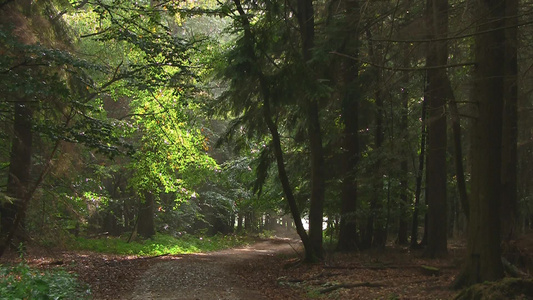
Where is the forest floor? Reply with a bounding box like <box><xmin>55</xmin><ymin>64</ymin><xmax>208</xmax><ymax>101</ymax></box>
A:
<box><xmin>0</xmin><ymin>235</ymin><xmax>467</xmax><ymax>299</ymax></box>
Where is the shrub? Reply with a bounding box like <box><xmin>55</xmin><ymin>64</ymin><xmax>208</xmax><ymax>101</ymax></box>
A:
<box><xmin>0</xmin><ymin>262</ymin><xmax>90</xmax><ymax>300</ymax></box>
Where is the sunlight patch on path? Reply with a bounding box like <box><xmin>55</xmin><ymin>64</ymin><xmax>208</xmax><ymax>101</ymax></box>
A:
<box><xmin>124</xmin><ymin>239</ymin><xmax>300</xmax><ymax>300</ymax></box>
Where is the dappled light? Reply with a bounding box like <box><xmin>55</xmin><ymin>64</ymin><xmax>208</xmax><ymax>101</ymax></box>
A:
<box><xmin>0</xmin><ymin>0</ymin><xmax>531</xmax><ymax>298</ymax></box>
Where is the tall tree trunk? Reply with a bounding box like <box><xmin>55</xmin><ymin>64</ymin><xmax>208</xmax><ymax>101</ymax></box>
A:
<box><xmin>337</xmin><ymin>0</ymin><xmax>361</xmax><ymax>252</ymax></box>
<box><xmin>424</xmin><ymin>0</ymin><xmax>448</xmax><ymax>258</ymax></box>
<box><xmin>263</xmin><ymin>95</ymin><xmax>314</xmax><ymax>260</ymax></box>
<box><xmin>371</xmin><ymin>87</ymin><xmax>386</xmax><ymax>248</ymax></box>
<box><xmin>501</xmin><ymin>0</ymin><xmax>518</xmax><ymax>242</ymax></box>
<box><xmin>237</xmin><ymin>212</ymin><xmax>243</xmax><ymax>233</ymax></box>
<box><xmin>456</xmin><ymin>0</ymin><xmax>506</xmax><ymax>287</ymax></box>
<box><xmin>307</xmin><ymin>98</ymin><xmax>326</xmax><ymax>259</ymax></box>
<box><xmin>398</xmin><ymin>68</ymin><xmax>410</xmax><ymax>245</ymax></box>
<box><xmin>360</xmin><ymin>29</ymin><xmax>386</xmax><ymax>249</ymax></box>
<box><xmin>137</xmin><ymin>191</ymin><xmax>155</xmax><ymax>239</ymax></box>
<box><xmin>448</xmin><ymin>82</ymin><xmax>469</xmax><ymax>219</ymax></box>
<box><xmin>1</xmin><ymin>102</ymin><xmax>33</xmax><ymax>245</ymax></box>
<box><xmin>411</xmin><ymin>91</ymin><xmax>427</xmax><ymax>249</ymax></box>
<box><xmin>337</xmin><ymin>88</ymin><xmax>360</xmax><ymax>251</ymax></box>
<box><xmin>297</xmin><ymin>0</ymin><xmax>325</xmax><ymax>260</ymax></box>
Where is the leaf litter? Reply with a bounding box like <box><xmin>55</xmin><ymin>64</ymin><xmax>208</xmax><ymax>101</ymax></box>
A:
<box><xmin>0</xmin><ymin>238</ymin><xmax>465</xmax><ymax>299</ymax></box>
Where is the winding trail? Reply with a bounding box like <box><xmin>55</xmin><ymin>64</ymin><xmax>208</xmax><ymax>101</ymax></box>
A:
<box><xmin>122</xmin><ymin>238</ymin><xmax>301</xmax><ymax>300</ymax></box>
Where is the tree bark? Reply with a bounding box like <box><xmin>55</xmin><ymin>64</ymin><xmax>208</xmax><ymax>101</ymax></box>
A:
<box><xmin>307</xmin><ymin>101</ymin><xmax>326</xmax><ymax>259</ymax></box>
<box><xmin>360</xmin><ymin>29</ymin><xmax>386</xmax><ymax>250</ymax></box>
<box><xmin>411</xmin><ymin>86</ymin><xmax>427</xmax><ymax>249</ymax></box>
<box><xmin>263</xmin><ymin>93</ymin><xmax>314</xmax><ymax>260</ymax></box>
<box><xmin>137</xmin><ymin>191</ymin><xmax>155</xmax><ymax>239</ymax></box>
<box><xmin>237</xmin><ymin>212</ymin><xmax>243</xmax><ymax>233</ymax></box>
<box><xmin>336</xmin><ymin>0</ymin><xmax>361</xmax><ymax>252</ymax></box>
<box><xmin>424</xmin><ymin>0</ymin><xmax>448</xmax><ymax>258</ymax></box>
<box><xmin>371</xmin><ymin>80</ymin><xmax>386</xmax><ymax>249</ymax></box>
<box><xmin>456</xmin><ymin>0</ymin><xmax>506</xmax><ymax>287</ymax></box>
<box><xmin>398</xmin><ymin>67</ymin><xmax>410</xmax><ymax>245</ymax></box>
<box><xmin>297</xmin><ymin>0</ymin><xmax>326</xmax><ymax>260</ymax></box>
<box><xmin>448</xmin><ymin>83</ymin><xmax>469</xmax><ymax>219</ymax></box>
<box><xmin>500</xmin><ymin>0</ymin><xmax>518</xmax><ymax>242</ymax></box>
<box><xmin>337</xmin><ymin>85</ymin><xmax>360</xmax><ymax>251</ymax></box>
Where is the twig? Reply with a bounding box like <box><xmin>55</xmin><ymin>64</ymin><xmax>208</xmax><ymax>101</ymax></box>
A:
<box><xmin>287</xmin><ymin>241</ymin><xmax>303</xmax><ymax>260</ymax></box>
<box><xmin>141</xmin><ymin>253</ymin><xmax>170</xmax><ymax>259</ymax></box>
<box><xmin>319</xmin><ymin>281</ymin><xmax>385</xmax><ymax>294</ymax></box>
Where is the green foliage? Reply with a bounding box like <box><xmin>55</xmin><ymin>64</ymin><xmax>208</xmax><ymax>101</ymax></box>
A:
<box><xmin>0</xmin><ymin>262</ymin><xmax>90</xmax><ymax>300</ymax></box>
<box><xmin>127</xmin><ymin>90</ymin><xmax>217</xmax><ymax>196</ymax></box>
<box><xmin>71</xmin><ymin>234</ymin><xmax>249</xmax><ymax>256</ymax></box>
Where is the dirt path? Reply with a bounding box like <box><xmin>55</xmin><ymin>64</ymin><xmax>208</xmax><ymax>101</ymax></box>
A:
<box><xmin>120</xmin><ymin>238</ymin><xmax>301</xmax><ymax>300</ymax></box>
<box><xmin>3</xmin><ymin>237</ymin><xmax>464</xmax><ymax>299</ymax></box>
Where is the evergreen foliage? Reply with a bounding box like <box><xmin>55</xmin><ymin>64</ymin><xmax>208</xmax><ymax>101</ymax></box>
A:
<box><xmin>0</xmin><ymin>0</ymin><xmax>531</xmax><ymax>291</ymax></box>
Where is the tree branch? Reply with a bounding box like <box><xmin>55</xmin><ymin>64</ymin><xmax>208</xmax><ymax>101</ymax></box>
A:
<box><xmin>371</xmin><ymin>19</ymin><xmax>533</xmax><ymax>44</ymax></box>
<box><xmin>330</xmin><ymin>51</ymin><xmax>475</xmax><ymax>71</ymax></box>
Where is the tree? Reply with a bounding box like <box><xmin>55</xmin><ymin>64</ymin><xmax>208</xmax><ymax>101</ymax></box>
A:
<box><xmin>0</xmin><ymin>0</ymin><xmax>118</xmax><ymax>251</ymax></box>
<box><xmin>411</xmin><ymin>97</ymin><xmax>427</xmax><ymax>249</ymax></box>
<box><xmin>0</xmin><ymin>0</ymin><xmax>212</xmax><ymax>248</ymax></box>
<box><xmin>296</xmin><ymin>0</ymin><xmax>327</xmax><ymax>260</ymax></box>
<box><xmin>423</xmin><ymin>0</ymin><xmax>449</xmax><ymax>258</ymax></box>
<box><xmin>398</xmin><ymin>58</ymin><xmax>410</xmax><ymax>245</ymax></box>
<box><xmin>336</xmin><ymin>0</ymin><xmax>362</xmax><ymax>252</ymax></box>
<box><xmin>1</xmin><ymin>102</ymin><xmax>33</xmax><ymax>246</ymax></box>
<box><xmin>501</xmin><ymin>0</ymin><xmax>518</xmax><ymax>241</ymax></box>
<box><xmin>216</xmin><ymin>0</ymin><xmax>317</xmax><ymax>260</ymax></box>
<box><xmin>456</xmin><ymin>0</ymin><xmax>506</xmax><ymax>287</ymax></box>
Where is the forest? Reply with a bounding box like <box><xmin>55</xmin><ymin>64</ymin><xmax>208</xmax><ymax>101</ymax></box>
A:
<box><xmin>0</xmin><ymin>0</ymin><xmax>532</xmax><ymax>299</ymax></box>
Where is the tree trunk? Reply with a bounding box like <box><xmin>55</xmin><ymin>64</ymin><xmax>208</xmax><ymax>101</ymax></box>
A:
<box><xmin>398</xmin><ymin>68</ymin><xmax>410</xmax><ymax>245</ymax></box>
<box><xmin>371</xmin><ymin>87</ymin><xmax>386</xmax><ymax>248</ymax></box>
<box><xmin>232</xmin><ymin>0</ymin><xmax>316</xmax><ymax>261</ymax></box>
<box><xmin>297</xmin><ymin>0</ymin><xmax>325</xmax><ymax>260</ymax></box>
<box><xmin>263</xmin><ymin>100</ymin><xmax>314</xmax><ymax>260</ymax></box>
<box><xmin>500</xmin><ymin>0</ymin><xmax>518</xmax><ymax>242</ymax></box>
<box><xmin>336</xmin><ymin>0</ymin><xmax>361</xmax><ymax>253</ymax></box>
<box><xmin>424</xmin><ymin>0</ymin><xmax>449</xmax><ymax>258</ymax></box>
<box><xmin>307</xmin><ymin>99</ymin><xmax>326</xmax><ymax>259</ymax></box>
<box><xmin>456</xmin><ymin>0</ymin><xmax>506</xmax><ymax>287</ymax></box>
<box><xmin>448</xmin><ymin>82</ymin><xmax>469</xmax><ymax>219</ymax></box>
<box><xmin>360</xmin><ymin>29</ymin><xmax>386</xmax><ymax>250</ymax></box>
<box><xmin>1</xmin><ymin>102</ymin><xmax>33</xmax><ymax>245</ymax></box>
<box><xmin>237</xmin><ymin>212</ymin><xmax>243</xmax><ymax>233</ymax></box>
<box><xmin>137</xmin><ymin>191</ymin><xmax>155</xmax><ymax>239</ymax></box>
<box><xmin>411</xmin><ymin>90</ymin><xmax>427</xmax><ymax>249</ymax></box>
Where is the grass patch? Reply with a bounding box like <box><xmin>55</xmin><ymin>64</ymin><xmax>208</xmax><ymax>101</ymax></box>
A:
<box><xmin>71</xmin><ymin>233</ymin><xmax>250</xmax><ymax>256</ymax></box>
<box><xmin>0</xmin><ymin>262</ymin><xmax>90</xmax><ymax>299</ymax></box>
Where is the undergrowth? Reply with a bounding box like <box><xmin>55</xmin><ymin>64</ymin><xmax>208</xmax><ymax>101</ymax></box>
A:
<box><xmin>71</xmin><ymin>233</ymin><xmax>250</xmax><ymax>256</ymax></box>
<box><xmin>0</xmin><ymin>262</ymin><xmax>90</xmax><ymax>299</ymax></box>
